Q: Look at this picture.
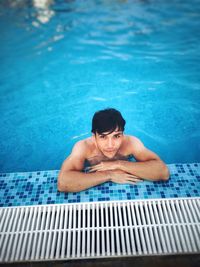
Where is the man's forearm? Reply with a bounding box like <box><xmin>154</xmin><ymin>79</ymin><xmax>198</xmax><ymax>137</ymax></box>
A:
<box><xmin>58</xmin><ymin>170</ymin><xmax>110</xmax><ymax>192</ymax></box>
<box><xmin>117</xmin><ymin>160</ymin><xmax>169</xmax><ymax>181</ymax></box>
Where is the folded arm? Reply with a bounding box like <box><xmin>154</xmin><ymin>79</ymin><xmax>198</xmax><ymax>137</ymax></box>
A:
<box><xmin>117</xmin><ymin>159</ymin><xmax>169</xmax><ymax>181</ymax></box>
<box><xmin>88</xmin><ymin>137</ymin><xmax>169</xmax><ymax>181</ymax></box>
<box><xmin>58</xmin><ymin>169</ymin><xmax>110</xmax><ymax>192</ymax></box>
<box><xmin>58</xmin><ymin>137</ymin><xmax>170</xmax><ymax>193</ymax></box>
<box><xmin>58</xmin><ymin>141</ymin><xmax>140</xmax><ymax>193</ymax></box>
<box><xmin>121</xmin><ymin>138</ymin><xmax>170</xmax><ymax>181</ymax></box>
<box><xmin>57</xmin><ymin>141</ymin><xmax>107</xmax><ymax>192</ymax></box>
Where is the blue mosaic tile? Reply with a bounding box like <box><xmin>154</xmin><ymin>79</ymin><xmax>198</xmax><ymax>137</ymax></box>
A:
<box><xmin>0</xmin><ymin>163</ymin><xmax>200</xmax><ymax>207</ymax></box>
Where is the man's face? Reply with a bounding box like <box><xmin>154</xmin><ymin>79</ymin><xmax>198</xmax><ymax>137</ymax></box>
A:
<box><xmin>94</xmin><ymin>129</ymin><xmax>124</xmax><ymax>158</ymax></box>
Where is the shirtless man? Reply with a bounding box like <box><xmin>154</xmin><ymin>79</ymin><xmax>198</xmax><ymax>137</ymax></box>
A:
<box><xmin>58</xmin><ymin>108</ymin><xmax>169</xmax><ymax>192</ymax></box>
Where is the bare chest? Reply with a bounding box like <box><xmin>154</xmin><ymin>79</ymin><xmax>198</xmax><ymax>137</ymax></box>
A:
<box><xmin>85</xmin><ymin>153</ymin><xmax>131</xmax><ymax>167</ymax></box>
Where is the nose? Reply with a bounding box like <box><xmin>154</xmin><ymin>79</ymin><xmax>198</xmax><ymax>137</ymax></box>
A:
<box><xmin>107</xmin><ymin>138</ymin><xmax>114</xmax><ymax>148</ymax></box>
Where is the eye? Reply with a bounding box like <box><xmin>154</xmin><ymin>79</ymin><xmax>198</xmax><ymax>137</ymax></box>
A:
<box><xmin>115</xmin><ymin>134</ymin><xmax>121</xmax><ymax>138</ymax></box>
<box><xmin>99</xmin><ymin>135</ymin><xmax>106</xmax><ymax>139</ymax></box>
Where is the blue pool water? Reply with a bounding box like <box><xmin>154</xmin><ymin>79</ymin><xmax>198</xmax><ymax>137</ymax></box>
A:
<box><xmin>0</xmin><ymin>0</ymin><xmax>200</xmax><ymax>173</ymax></box>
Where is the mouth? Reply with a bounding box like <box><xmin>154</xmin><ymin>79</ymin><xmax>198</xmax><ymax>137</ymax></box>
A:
<box><xmin>104</xmin><ymin>149</ymin><xmax>115</xmax><ymax>153</ymax></box>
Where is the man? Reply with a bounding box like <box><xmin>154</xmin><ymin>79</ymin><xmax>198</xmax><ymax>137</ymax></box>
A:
<box><xmin>58</xmin><ymin>108</ymin><xmax>169</xmax><ymax>192</ymax></box>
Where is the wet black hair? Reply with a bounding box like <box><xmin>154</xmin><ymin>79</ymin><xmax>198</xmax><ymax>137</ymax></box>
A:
<box><xmin>91</xmin><ymin>108</ymin><xmax>126</xmax><ymax>135</ymax></box>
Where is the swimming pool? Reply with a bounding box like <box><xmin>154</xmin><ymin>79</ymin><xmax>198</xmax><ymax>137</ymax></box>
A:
<box><xmin>0</xmin><ymin>0</ymin><xmax>200</xmax><ymax>173</ymax></box>
<box><xmin>1</xmin><ymin>2</ymin><xmax>200</xmax><ymax>263</ymax></box>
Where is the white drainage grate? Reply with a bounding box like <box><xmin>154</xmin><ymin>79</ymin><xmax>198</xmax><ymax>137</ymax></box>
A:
<box><xmin>0</xmin><ymin>197</ymin><xmax>200</xmax><ymax>263</ymax></box>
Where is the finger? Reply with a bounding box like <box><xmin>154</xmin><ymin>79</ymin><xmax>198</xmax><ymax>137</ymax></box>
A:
<box><xmin>127</xmin><ymin>175</ymin><xmax>143</xmax><ymax>181</ymax></box>
<box><xmin>85</xmin><ymin>167</ymin><xmax>92</xmax><ymax>172</ymax></box>
<box><xmin>92</xmin><ymin>166</ymin><xmax>109</xmax><ymax>172</ymax></box>
<box><xmin>90</xmin><ymin>164</ymin><xmax>101</xmax><ymax>169</ymax></box>
<box><xmin>84</xmin><ymin>167</ymin><xmax>93</xmax><ymax>173</ymax></box>
<box><xmin>88</xmin><ymin>166</ymin><xmax>103</xmax><ymax>172</ymax></box>
<box><xmin>126</xmin><ymin>181</ymin><xmax>136</xmax><ymax>185</ymax></box>
<box><xmin>86</xmin><ymin>166</ymin><xmax>99</xmax><ymax>172</ymax></box>
<box><xmin>126</xmin><ymin>177</ymin><xmax>143</xmax><ymax>183</ymax></box>
<box><xmin>91</xmin><ymin>166</ymin><xmax>102</xmax><ymax>171</ymax></box>
<box><xmin>127</xmin><ymin>174</ymin><xmax>141</xmax><ymax>179</ymax></box>
<box><xmin>88</xmin><ymin>170</ymin><xmax>95</xmax><ymax>173</ymax></box>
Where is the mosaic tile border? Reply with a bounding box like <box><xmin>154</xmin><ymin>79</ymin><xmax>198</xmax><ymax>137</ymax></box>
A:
<box><xmin>0</xmin><ymin>163</ymin><xmax>200</xmax><ymax>207</ymax></box>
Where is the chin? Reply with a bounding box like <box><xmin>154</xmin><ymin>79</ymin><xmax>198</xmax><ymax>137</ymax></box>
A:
<box><xmin>103</xmin><ymin>151</ymin><xmax>117</xmax><ymax>159</ymax></box>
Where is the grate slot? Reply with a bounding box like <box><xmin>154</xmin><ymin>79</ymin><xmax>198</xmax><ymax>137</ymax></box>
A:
<box><xmin>179</xmin><ymin>200</ymin><xmax>197</xmax><ymax>252</ymax></box>
<box><xmin>31</xmin><ymin>206</ymin><xmax>42</xmax><ymax>260</ymax></box>
<box><xmin>96</xmin><ymin>203</ymin><xmax>100</xmax><ymax>256</ymax></box>
<box><xmin>152</xmin><ymin>201</ymin><xmax>167</xmax><ymax>253</ymax></box>
<box><xmin>183</xmin><ymin>200</ymin><xmax>200</xmax><ymax>250</ymax></box>
<box><xmin>170</xmin><ymin>200</ymin><xmax>187</xmax><ymax>252</ymax></box>
<box><xmin>20</xmin><ymin>208</ymin><xmax>34</xmax><ymax>261</ymax></box>
<box><xmin>122</xmin><ymin>202</ymin><xmax>131</xmax><ymax>255</ymax></box>
<box><xmin>100</xmin><ymin>203</ymin><xmax>106</xmax><ymax>256</ymax></box>
<box><xmin>1</xmin><ymin>209</ymin><xmax>12</xmax><ymax>260</ymax></box>
<box><xmin>130</xmin><ymin>202</ymin><xmax>142</xmax><ymax>254</ymax></box>
<box><xmin>161</xmin><ymin>201</ymin><xmax>177</xmax><ymax>253</ymax></box>
<box><xmin>105</xmin><ymin>202</ymin><xmax>111</xmax><ymax>256</ymax></box>
<box><xmin>148</xmin><ymin>202</ymin><xmax>162</xmax><ymax>254</ymax></box>
<box><xmin>81</xmin><ymin>204</ymin><xmax>86</xmax><ymax>257</ymax></box>
<box><xmin>25</xmin><ymin>207</ymin><xmax>38</xmax><ymax>260</ymax></box>
<box><xmin>5</xmin><ymin>208</ymin><xmax>20</xmax><ymax>261</ymax></box>
<box><xmin>175</xmin><ymin>200</ymin><xmax>192</xmax><ymax>252</ymax></box>
<box><xmin>61</xmin><ymin>205</ymin><xmax>68</xmax><ymax>258</ymax></box>
<box><xmin>52</xmin><ymin>206</ymin><xmax>62</xmax><ymax>259</ymax></box>
<box><xmin>109</xmin><ymin>203</ymin><xmax>115</xmax><ymax>255</ymax></box>
<box><xmin>144</xmin><ymin>202</ymin><xmax>157</xmax><ymax>254</ymax></box>
<box><xmin>135</xmin><ymin>202</ymin><xmax>148</xmax><ymax>254</ymax></box>
<box><xmin>91</xmin><ymin>204</ymin><xmax>95</xmax><ymax>257</ymax></box>
<box><xmin>166</xmin><ymin>200</ymin><xmax>182</xmax><ymax>252</ymax></box>
<box><xmin>66</xmin><ymin>205</ymin><xmax>73</xmax><ymax>258</ymax></box>
<box><xmin>139</xmin><ymin>202</ymin><xmax>152</xmax><ymax>254</ymax></box>
<box><xmin>126</xmin><ymin>202</ymin><xmax>136</xmax><ymax>254</ymax></box>
<box><xmin>15</xmin><ymin>208</ymin><xmax>29</xmax><ymax>260</ymax></box>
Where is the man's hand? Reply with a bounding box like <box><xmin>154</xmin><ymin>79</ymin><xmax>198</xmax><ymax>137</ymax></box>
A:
<box><xmin>108</xmin><ymin>171</ymin><xmax>143</xmax><ymax>185</ymax></box>
<box><xmin>86</xmin><ymin>161</ymin><xmax>119</xmax><ymax>172</ymax></box>
<box><xmin>87</xmin><ymin>161</ymin><xmax>143</xmax><ymax>184</ymax></box>
<box><xmin>86</xmin><ymin>161</ymin><xmax>143</xmax><ymax>185</ymax></box>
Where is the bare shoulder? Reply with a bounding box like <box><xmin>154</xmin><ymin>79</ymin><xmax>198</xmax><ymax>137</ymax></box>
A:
<box><xmin>71</xmin><ymin>137</ymin><xmax>94</xmax><ymax>158</ymax></box>
<box><xmin>124</xmin><ymin>135</ymin><xmax>144</xmax><ymax>152</ymax></box>
<box><xmin>60</xmin><ymin>138</ymin><xmax>91</xmax><ymax>172</ymax></box>
<box><xmin>124</xmin><ymin>135</ymin><xmax>160</xmax><ymax>161</ymax></box>
<box><xmin>71</xmin><ymin>139</ymin><xmax>87</xmax><ymax>155</ymax></box>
